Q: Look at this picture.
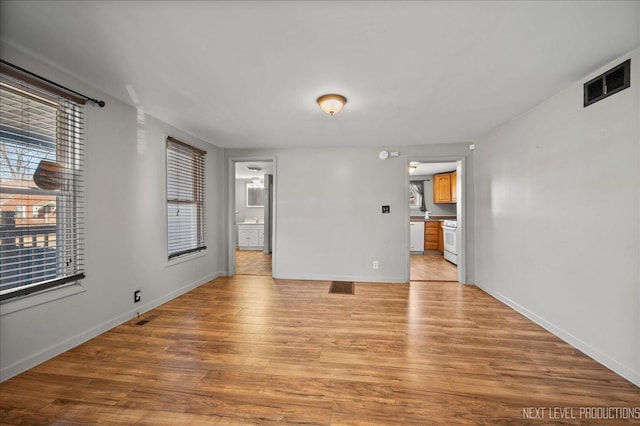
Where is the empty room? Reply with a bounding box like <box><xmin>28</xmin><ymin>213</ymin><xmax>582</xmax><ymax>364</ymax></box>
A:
<box><xmin>1</xmin><ymin>1</ymin><xmax>639</xmax><ymax>424</ymax></box>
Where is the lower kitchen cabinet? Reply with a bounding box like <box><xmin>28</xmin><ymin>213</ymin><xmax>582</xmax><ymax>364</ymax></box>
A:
<box><xmin>424</xmin><ymin>221</ymin><xmax>440</xmax><ymax>251</ymax></box>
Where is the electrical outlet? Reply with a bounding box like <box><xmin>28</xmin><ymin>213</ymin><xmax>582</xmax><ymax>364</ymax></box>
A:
<box><xmin>134</xmin><ymin>290</ymin><xmax>141</xmax><ymax>303</ymax></box>
<box><xmin>373</xmin><ymin>261</ymin><xmax>379</xmax><ymax>269</ymax></box>
<box><xmin>381</xmin><ymin>205</ymin><xmax>390</xmax><ymax>213</ymax></box>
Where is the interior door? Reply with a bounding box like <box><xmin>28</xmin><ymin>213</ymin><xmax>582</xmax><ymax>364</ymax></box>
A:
<box><xmin>263</xmin><ymin>174</ymin><xmax>273</xmax><ymax>254</ymax></box>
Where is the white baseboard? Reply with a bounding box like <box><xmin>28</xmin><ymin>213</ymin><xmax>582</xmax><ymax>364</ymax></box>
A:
<box><xmin>475</xmin><ymin>282</ymin><xmax>640</xmax><ymax>388</ymax></box>
<box><xmin>0</xmin><ymin>271</ymin><xmax>224</xmax><ymax>382</ymax></box>
<box><xmin>272</xmin><ymin>272</ymin><xmax>407</xmax><ymax>284</ymax></box>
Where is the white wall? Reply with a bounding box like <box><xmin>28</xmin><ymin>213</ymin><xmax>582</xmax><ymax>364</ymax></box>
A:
<box><xmin>474</xmin><ymin>48</ymin><xmax>639</xmax><ymax>386</ymax></box>
<box><xmin>0</xmin><ymin>46</ymin><xmax>227</xmax><ymax>381</ymax></box>
<box><xmin>227</xmin><ymin>144</ymin><xmax>474</xmax><ymax>283</ymax></box>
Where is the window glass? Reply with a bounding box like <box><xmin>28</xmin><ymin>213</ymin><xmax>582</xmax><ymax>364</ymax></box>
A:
<box><xmin>0</xmin><ymin>75</ymin><xmax>85</xmax><ymax>301</ymax></box>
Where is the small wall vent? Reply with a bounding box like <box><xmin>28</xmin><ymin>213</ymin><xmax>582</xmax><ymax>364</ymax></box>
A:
<box><xmin>584</xmin><ymin>59</ymin><xmax>630</xmax><ymax>107</ymax></box>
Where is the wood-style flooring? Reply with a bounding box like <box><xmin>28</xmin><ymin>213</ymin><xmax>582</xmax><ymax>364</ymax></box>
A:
<box><xmin>411</xmin><ymin>252</ymin><xmax>458</xmax><ymax>281</ymax></box>
<box><xmin>236</xmin><ymin>249</ymin><xmax>272</xmax><ymax>276</ymax></box>
<box><xmin>1</xmin><ymin>276</ymin><xmax>639</xmax><ymax>425</ymax></box>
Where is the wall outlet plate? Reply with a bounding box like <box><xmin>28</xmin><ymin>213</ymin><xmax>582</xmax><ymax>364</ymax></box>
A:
<box><xmin>382</xmin><ymin>205</ymin><xmax>390</xmax><ymax>213</ymax></box>
<box><xmin>134</xmin><ymin>290</ymin><xmax>141</xmax><ymax>303</ymax></box>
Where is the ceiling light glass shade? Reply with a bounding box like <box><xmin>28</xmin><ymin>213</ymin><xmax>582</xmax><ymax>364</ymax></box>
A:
<box><xmin>317</xmin><ymin>94</ymin><xmax>347</xmax><ymax>115</ymax></box>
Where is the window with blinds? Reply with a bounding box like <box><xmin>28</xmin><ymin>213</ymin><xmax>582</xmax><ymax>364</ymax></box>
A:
<box><xmin>0</xmin><ymin>73</ymin><xmax>86</xmax><ymax>301</ymax></box>
<box><xmin>166</xmin><ymin>136</ymin><xmax>206</xmax><ymax>259</ymax></box>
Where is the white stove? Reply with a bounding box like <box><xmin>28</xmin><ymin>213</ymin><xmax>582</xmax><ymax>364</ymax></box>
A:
<box><xmin>442</xmin><ymin>220</ymin><xmax>458</xmax><ymax>265</ymax></box>
<box><xmin>442</xmin><ymin>220</ymin><xmax>457</xmax><ymax>229</ymax></box>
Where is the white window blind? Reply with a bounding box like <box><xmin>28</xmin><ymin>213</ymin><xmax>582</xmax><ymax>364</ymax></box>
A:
<box><xmin>0</xmin><ymin>73</ymin><xmax>85</xmax><ymax>301</ymax></box>
<box><xmin>166</xmin><ymin>136</ymin><xmax>206</xmax><ymax>259</ymax></box>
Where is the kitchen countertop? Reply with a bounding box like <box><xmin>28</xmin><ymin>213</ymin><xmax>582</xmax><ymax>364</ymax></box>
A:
<box><xmin>410</xmin><ymin>215</ymin><xmax>456</xmax><ymax>222</ymax></box>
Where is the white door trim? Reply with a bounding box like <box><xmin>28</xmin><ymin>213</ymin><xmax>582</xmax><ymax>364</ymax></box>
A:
<box><xmin>405</xmin><ymin>156</ymin><xmax>467</xmax><ymax>284</ymax></box>
<box><xmin>226</xmin><ymin>156</ymin><xmax>277</xmax><ymax>276</ymax></box>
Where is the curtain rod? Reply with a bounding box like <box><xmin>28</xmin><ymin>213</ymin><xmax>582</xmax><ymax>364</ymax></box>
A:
<box><xmin>0</xmin><ymin>59</ymin><xmax>105</xmax><ymax>107</ymax></box>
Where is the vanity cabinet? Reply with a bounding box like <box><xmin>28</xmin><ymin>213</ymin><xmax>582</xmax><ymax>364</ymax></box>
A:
<box><xmin>238</xmin><ymin>223</ymin><xmax>264</xmax><ymax>249</ymax></box>
<box><xmin>433</xmin><ymin>171</ymin><xmax>457</xmax><ymax>203</ymax></box>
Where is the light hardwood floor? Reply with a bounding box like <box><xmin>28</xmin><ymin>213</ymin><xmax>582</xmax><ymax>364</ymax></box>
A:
<box><xmin>1</xmin><ymin>276</ymin><xmax>638</xmax><ymax>425</ymax></box>
<box><xmin>236</xmin><ymin>249</ymin><xmax>272</xmax><ymax>276</ymax></box>
<box><xmin>410</xmin><ymin>252</ymin><xmax>458</xmax><ymax>281</ymax></box>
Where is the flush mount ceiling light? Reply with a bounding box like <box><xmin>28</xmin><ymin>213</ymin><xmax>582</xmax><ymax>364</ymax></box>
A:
<box><xmin>246</xmin><ymin>165</ymin><xmax>262</xmax><ymax>172</ymax></box>
<box><xmin>317</xmin><ymin>94</ymin><xmax>347</xmax><ymax>115</ymax></box>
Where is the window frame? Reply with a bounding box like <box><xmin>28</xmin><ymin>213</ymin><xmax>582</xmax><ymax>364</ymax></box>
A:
<box><xmin>165</xmin><ymin>136</ymin><xmax>207</xmax><ymax>260</ymax></box>
<box><xmin>0</xmin><ymin>74</ymin><xmax>86</xmax><ymax>303</ymax></box>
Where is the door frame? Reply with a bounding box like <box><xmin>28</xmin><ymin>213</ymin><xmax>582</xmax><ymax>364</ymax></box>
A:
<box><xmin>227</xmin><ymin>156</ymin><xmax>277</xmax><ymax>276</ymax></box>
<box><xmin>405</xmin><ymin>156</ymin><xmax>467</xmax><ymax>284</ymax></box>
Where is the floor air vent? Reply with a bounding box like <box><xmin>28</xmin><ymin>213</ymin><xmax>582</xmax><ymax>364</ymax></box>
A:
<box><xmin>329</xmin><ymin>281</ymin><xmax>354</xmax><ymax>294</ymax></box>
<box><xmin>134</xmin><ymin>315</ymin><xmax>157</xmax><ymax>326</ymax></box>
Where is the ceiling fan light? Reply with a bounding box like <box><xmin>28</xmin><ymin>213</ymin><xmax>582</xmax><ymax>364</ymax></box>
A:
<box><xmin>317</xmin><ymin>94</ymin><xmax>347</xmax><ymax>115</ymax></box>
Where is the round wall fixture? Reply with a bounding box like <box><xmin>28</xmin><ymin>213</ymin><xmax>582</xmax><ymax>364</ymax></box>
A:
<box><xmin>378</xmin><ymin>150</ymin><xmax>389</xmax><ymax>160</ymax></box>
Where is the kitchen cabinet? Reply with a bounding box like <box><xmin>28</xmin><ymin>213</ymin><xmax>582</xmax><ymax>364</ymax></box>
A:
<box><xmin>433</xmin><ymin>171</ymin><xmax>456</xmax><ymax>203</ymax></box>
<box><xmin>238</xmin><ymin>223</ymin><xmax>264</xmax><ymax>250</ymax></box>
<box><xmin>410</xmin><ymin>221</ymin><xmax>424</xmax><ymax>252</ymax></box>
<box><xmin>450</xmin><ymin>171</ymin><xmax>457</xmax><ymax>202</ymax></box>
<box><xmin>424</xmin><ymin>221</ymin><xmax>439</xmax><ymax>251</ymax></box>
<box><xmin>438</xmin><ymin>223</ymin><xmax>444</xmax><ymax>252</ymax></box>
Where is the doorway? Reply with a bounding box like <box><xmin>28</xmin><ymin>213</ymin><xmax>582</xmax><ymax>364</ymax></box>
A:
<box><xmin>407</xmin><ymin>159</ymin><xmax>465</xmax><ymax>283</ymax></box>
<box><xmin>228</xmin><ymin>158</ymin><xmax>275</xmax><ymax>276</ymax></box>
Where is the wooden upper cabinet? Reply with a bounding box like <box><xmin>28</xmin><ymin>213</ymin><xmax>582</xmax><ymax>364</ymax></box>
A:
<box><xmin>450</xmin><ymin>171</ymin><xmax>457</xmax><ymax>203</ymax></box>
<box><xmin>434</xmin><ymin>172</ymin><xmax>458</xmax><ymax>203</ymax></box>
<box><xmin>433</xmin><ymin>173</ymin><xmax>452</xmax><ymax>203</ymax></box>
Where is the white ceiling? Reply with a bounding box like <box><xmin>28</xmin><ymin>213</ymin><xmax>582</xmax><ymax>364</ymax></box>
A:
<box><xmin>235</xmin><ymin>161</ymin><xmax>274</xmax><ymax>180</ymax></box>
<box><xmin>410</xmin><ymin>162</ymin><xmax>457</xmax><ymax>176</ymax></box>
<box><xmin>1</xmin><ymin>1</ymin><xmax>638</xmax><ymax>150</ymax></box>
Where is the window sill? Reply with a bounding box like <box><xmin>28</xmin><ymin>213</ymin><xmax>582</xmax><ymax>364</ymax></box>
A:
<box><xmin>166</xmin><ymin>250</ymin><xmax>206</xmax><ymax>268</ymax></box>
<box><xmin>0</xmin><ymin>282</ymin><xmax>86</xmax><ymax>316</ymax></box>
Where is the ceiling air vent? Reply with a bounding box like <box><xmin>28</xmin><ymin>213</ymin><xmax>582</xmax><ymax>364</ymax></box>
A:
<box><xmin>584</xmin><ymin>59</ymin><xmax>631</xmax><ymax>107</ymax></box>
